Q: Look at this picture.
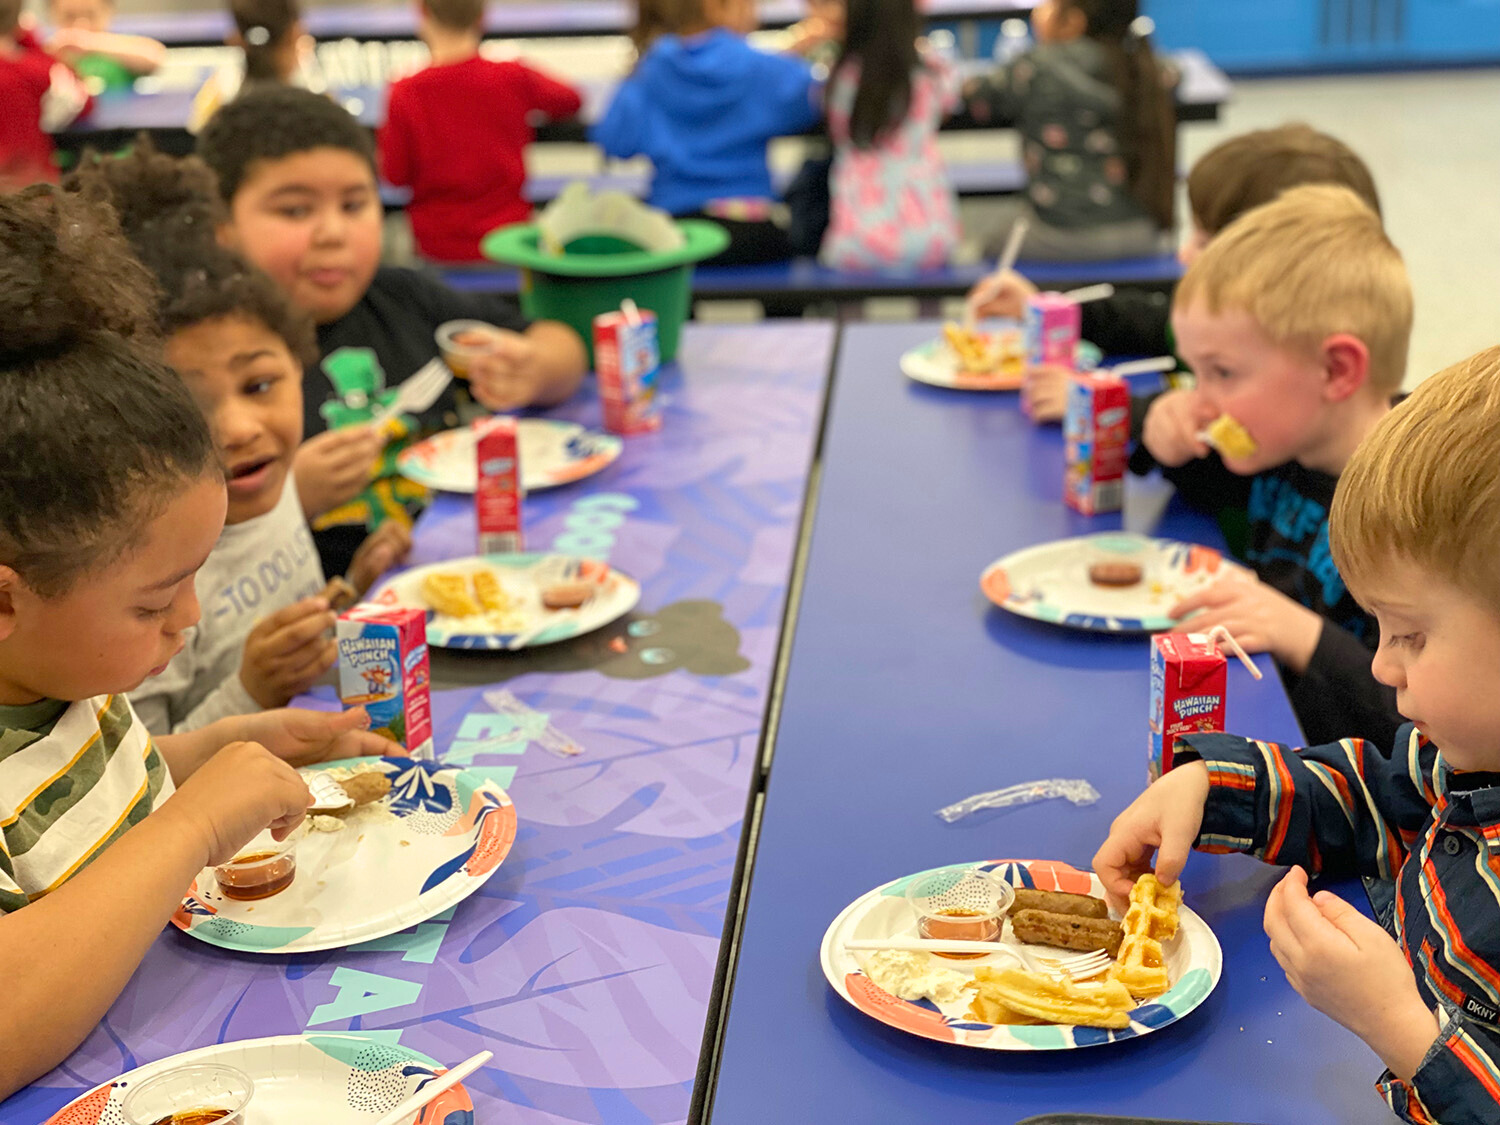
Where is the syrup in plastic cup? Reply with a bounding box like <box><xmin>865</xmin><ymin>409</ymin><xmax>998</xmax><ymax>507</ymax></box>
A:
<box><xmin>903</xmin><ymin>864</ymin><xmax>1014</xmax><ymax>960</ymax></box>
<box><xmin>120</xmin><ymin>1062</ymin><xmax>254</xmax><ymax>1125</ymax></box>
<box><xmin>213</xmin><ymin>833</ymin><xmax>297</xmax><ymax>901</ymax></box>
<box><xmin>435</xmin><ymin>319</ymin><xmax>504</xmax><ymax>378</ymax></box>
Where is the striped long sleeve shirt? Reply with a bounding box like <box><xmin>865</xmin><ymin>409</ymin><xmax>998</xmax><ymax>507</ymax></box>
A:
<box><xmin>0</xmin><ymin>694</ymin><xmax>172</xmax><ymax>914</ymax></box>
<box><xmin>1179</xmin><ymin>726</ymin><xmax>1500</xmax><ymax>1125</ymax></box>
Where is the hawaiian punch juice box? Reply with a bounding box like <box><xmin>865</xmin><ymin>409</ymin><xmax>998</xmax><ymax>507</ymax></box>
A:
<box><xmin>1063</xmin><ymin>371</ymin><xmax>1130</xmax><ymax>515</ymax></box>
<box><xmin>1149</xmin><ymin>632</ymin><xmax>1227</xmax><ymax>780</ymax></box>
<box><xmin>337</xmin><ymin>606</ymin><xmax>434</xmax><ymax>760</ymax></box>
<box><xmin>1024</xmin><ymin>291</ymin><xmax>1082</xmax><ymax>367</ymax></box>
<box><xmin>594</xmin><ymin>304</ymin><xmax>661</xmax><ymax>435</ymax></box>
<box><xmin>475</xmin><ymin>415</ymin><xmax>522</xmax><ymax>555</ymax></box>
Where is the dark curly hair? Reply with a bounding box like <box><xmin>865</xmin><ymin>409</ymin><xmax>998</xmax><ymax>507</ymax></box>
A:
<box><xmin>0</xmin><ymin>187</ymin><xmax>220</xmax><ymax>598</ymax></box>
<box><xmin>64</xmin><ymin>138</ymin><xmax>316</xmax><ymax>366</ymax></box>
<box><xmin>197</xmin><ymin>86</ymin><xmax>376</xmax><ymax>204</ymax></box>
<box><xmin>64</xmin><ymin>136</ymin><xmax>225</xmax><ymax>257</ymax></box>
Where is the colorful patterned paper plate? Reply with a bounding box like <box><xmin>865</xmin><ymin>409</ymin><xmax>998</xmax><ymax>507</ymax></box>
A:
<box><xmin>820</xmin><ymin>859</ymin><xmax>1222</xmax><ymax>1051</ymax></box>
<box><xmin>173</xmin><ymin>757</ymin><xmax>516</xmax><ymax>955</ymax></box>
<box><xmin>369</xmin><ymin>552</ymin><xmax>640</xmax><ymax>651</ymax></box>
<box><xmin>980</xmin><ymin>532</ymin><xmax>1249</xmax><ymax>633</ymax></box>
<box><xmin>397</xmin><ymin>418</ymin><xmax>622</xmax><ymax>493</ymax></box>
<box><xmin>44</xmin><ymin>1033</ymin><xmax>475</xmax><ymax>1124</ymax></box>
<box><xmin>900</xmin><ymin>330</ymin><xmax>1025</xmax><ymax>392</ymax></box>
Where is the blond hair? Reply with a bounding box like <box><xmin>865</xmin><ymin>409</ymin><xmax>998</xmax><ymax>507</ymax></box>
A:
<box><xmin>1331</xmin><ymin>347</ymin><xmax>1500</xmax><ymax>615</ymax></box>
<box><xmin>1174</xmin><ymin>183</ymin><xmax>1412</xmax><ymax>393</ymax></box>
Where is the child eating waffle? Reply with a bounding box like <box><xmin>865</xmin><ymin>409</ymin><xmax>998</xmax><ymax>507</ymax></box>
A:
<box><xmin>1097</xmin><ymin>346</ymin><xmax>1500</xmax><ymax>1124</ymax></box>
<box><xmin>1138</xmin><ymin>184</ymin><xmax>1410</xmax><ymax>750</ymax></box>
<box><xmin>0</xmin><ymin>187</ymin><xmax>394</xmax><ymax>1097</ymax></box>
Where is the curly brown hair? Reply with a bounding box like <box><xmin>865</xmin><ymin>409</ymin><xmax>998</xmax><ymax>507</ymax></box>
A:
<box><xmin>0</xmin><ymin>187</ymin><xmax>220</xmax><ymax>597</ymax></box>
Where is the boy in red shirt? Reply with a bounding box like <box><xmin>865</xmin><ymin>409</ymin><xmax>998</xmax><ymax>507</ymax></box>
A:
<box><xmin>379</xmin><ymin>0</ymin><xmax>582</xmax><ymax>262</ymax></box>
<box><xmin>0</xmin><ymin>0</ymin><xmax>60</xmax><ymax>188</ymax></box>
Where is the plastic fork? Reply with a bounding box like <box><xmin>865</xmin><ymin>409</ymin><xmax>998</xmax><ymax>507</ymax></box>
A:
<box><xmin>506</xmin><ymin>592</ymin><xmax>595</xmax><ymax>651</ymax></box>
<box><xmin>370</xmin><ymin>359</ymin><xmax>452</xmax><ymax>434</ymax></box>
<box><xmin>844</xmin><ymin>937</ymin><xmax>1112</xmax><ymax>980</ymax></box>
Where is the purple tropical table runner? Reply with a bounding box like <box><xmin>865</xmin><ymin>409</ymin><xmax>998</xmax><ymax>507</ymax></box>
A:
<box><xmin>9</xmin><ymin>322</ymin><xmax>834</xmax><ymax>1124</ymax></box>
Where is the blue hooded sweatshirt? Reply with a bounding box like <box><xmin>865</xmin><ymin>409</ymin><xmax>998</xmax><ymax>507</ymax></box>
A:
<box><xmin>591</xmin><ymin>28</ymin><xmax>821</xmax><ymax>216</ymax></box>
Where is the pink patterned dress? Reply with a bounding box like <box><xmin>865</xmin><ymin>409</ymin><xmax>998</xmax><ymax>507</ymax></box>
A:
<box><xmin>820</xmin><ymin>51</ymin><xmax>962</xmax><ymax>272</ymax></box>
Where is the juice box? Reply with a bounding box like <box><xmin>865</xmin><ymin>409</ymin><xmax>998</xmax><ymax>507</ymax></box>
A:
<box><xmin>1063</xmin><ymin>371</ymin><xmax>1130</xmax><ymax>515</ymax></box>
<box><xmin>594</xmin><ymin>306</ymin><xmax>661</xmax><ymax>435</ymax></box>
<box><xmin>1024</xmin><ymin>291</ymin><xmax>1082</xmax><ymax>367</ymax></box>
<box><xmin>474</xmin><ymin>415</ymin><xmax>522</xmax><ymax>555</ymax></box>
<box><xmin>337</xmin><ymin>606</ymin><xmax>433</xmax><ymax>760</ymax></box>
<box><xmin>1149</xmin><ymin>633</ymin><xmax>1227</xmax><ymax>780</ymax></box>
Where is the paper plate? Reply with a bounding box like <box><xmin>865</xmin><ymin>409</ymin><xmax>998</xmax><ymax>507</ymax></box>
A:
<box><xmin>981</xmin><ymin>532</ymin><xmax>1248</xmax><ymax>633</ymax></box>
<box><xmin>172</xmin><ymin>757</ymin><xmax>516</xmax><ymax>955</ymax></box>
<box><xmin>900</xmin><ymin>331</ymin><xmax>1025</xmax><ymax>392</ymax></box>
<box><xmin>397</xmin><ymin>418</ymin><xmax>623</xmax><ymax>493</ymax></box>
<box><xmin>368</xmin><ymin>553</ymin><xmax>641</xmax><ymax>651</ymax></box>
<box><xmin>43</xmin><ymin>1033</ymin><xmax>475</xmax><ymax>1124</ymax></box>
<box><xmin>821</xmin><ymin>859</ymin><xmax>1221</xmax><ymax>1051</ymax></box>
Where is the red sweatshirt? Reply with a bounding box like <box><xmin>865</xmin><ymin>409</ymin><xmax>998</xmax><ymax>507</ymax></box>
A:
<box><xmin>380</xmin><ymin>56</ymin><xmax>582</xmax><ymax>263</ymax></box>
<box><xmin>0</xmin><ymin>29</ymin><xmax>58</xmax><ymax>188</ymax></box>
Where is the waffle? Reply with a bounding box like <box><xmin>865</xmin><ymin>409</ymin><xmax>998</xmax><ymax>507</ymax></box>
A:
<box><xmin>965</xmin><ymin>966</ymin><xmax>1134</xmax><ymax>1028</ymax></box>
<box><xmin>1205</xmin><ymin>414</ymin><xmax>1257</xmax><ymax>459</ymax></box>
<box><xmin>472</xmin><ymin>569</ymin><xmax>516</xmax><ymax>614</ymax></box>
<box><xmin>421</xmin><ymin>572</ymin><xmax>481</xmax><ymax>618</ymax></box>
<box><xmin>1106</xmin><ymin>873</ymin><xmax>1182</xmax><ymax>999</ymax></box>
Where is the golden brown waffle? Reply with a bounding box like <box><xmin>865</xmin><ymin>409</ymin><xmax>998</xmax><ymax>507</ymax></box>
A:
<box><xmin>964</xmin><ymin>966</ymin><xmax>1134</xmax><ymax>1028</ymax></box>
<box><xmin>422</xmin><ymin>572</ymin><xmax>481</xmax><ymax>618</ymax></box>
<box><xmin>1206</xmin><ymin>414</ymin><xmax>1257</xmax><ymax>458</ymax></box>
<box><xmin>471</xmin><ymin>569</ymin><xmax>515</xmax><ymax>614</ymax></box>
<box><xmin>1106</xmin><ymin>873</ymin><xmax>1182</xmax><ymax>999</ymax></box>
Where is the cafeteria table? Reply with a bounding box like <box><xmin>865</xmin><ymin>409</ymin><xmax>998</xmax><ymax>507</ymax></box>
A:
<box><xmin>110</xmin><ymin>0</ymin><xmax>1036</xmax><ymax>48</ymax></box>
<box><xmin>54</xmin><ymin>48</ymin><xmax>1229</xmax><ymax>151</ymax></box>
<box><xmin>703</xmin><ymin>321</ymin><xmax>1399</xmax><ymax>1124</ymax></box>
<box><xmin>3</xmin><ymin>321</ymin><xmax>835</xmax><ymax>1125</ymax></box>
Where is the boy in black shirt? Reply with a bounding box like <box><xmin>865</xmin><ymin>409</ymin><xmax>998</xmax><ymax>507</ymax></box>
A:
<box><xmin>1140</xmin><ymin>184</ymin><xmax>1410</xmax><ymax>749</ymax></box>
<box><xmin>198</xmin><ymin>87</ymin><xmax>586</xmax><ymax>575</ymax></box>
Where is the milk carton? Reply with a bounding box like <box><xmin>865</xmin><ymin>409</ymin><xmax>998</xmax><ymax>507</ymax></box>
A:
<box><xmin>594</xmin><ymin>306</ymin><xmax>661</xmax><ymax>435</ymax></box>
<box><xmin>474</xmin><ymin>415</ymin><xmax>522</xmax><ymax>555</ymax></box>
<box><xmin>337</xmin><ymin>606</ymin><xmax>434</xmax><ymax>760</ymax></box>
<box><xmin>1024</xmin><ymin>291</ymin><xmax>1082</xmax><ymax>367</ymax></box>
<box><xmin>1063</xmin><ymin>371</ymin><xmax>1130</xmax><ymax>515</ymax></box>
<box><xmin>1149</xmin><ymin>633</ymin><xmax>1227</xmax><ymax>780</ymax></box>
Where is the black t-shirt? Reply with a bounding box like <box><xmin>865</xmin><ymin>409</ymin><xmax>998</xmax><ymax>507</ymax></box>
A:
<box><xmin>1154</xmin><ymin>453</ymin><xmax>1401</xmax><ymax>749</ymax></box>
<box><xmin>306</xmin><ymin>267</ymin><xmax>529</xmax><ymax>576</ymax></box>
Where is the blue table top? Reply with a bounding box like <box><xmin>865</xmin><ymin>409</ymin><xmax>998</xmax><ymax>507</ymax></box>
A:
<box><xmin>706</xmin><ymin>322</ymin><xmax>1397</xmax><ymax>1125</ymax></box>
<box><xmin>112</xmin><ymin>0</ymin><xmax>1035</xmax><ymax>47</ymax></box>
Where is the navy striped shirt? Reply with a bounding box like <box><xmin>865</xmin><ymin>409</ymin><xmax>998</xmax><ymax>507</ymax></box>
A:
<box><xmin>1181</xmin><ymin>725</ymin><xmax>1500</xmax><ymax>1125</ymax></box>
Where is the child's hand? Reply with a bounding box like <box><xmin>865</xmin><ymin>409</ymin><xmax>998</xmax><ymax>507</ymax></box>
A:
<box><xmin>468</xmin><ymin>330</ymin><xmax>545</xmax><ymax>413</ymax></box>
<box><xmin>346</xmin><ymin>521</ymin><xmax>412</xmax><ymax>597</ymax></box>
<box><xmin>1021</xmin><ymin>363</ymin><xmax>1072</xmax><ymax>423</ymax></box>
<box><xmin>1171</xmin><ymin>576</ymin><xmax>1323</xmax><ymax>674</ymax></box>
<box><xmin>965</xmin><ymin>268</ymin><xmax>1036</xmax><ymax>322</ymax></box>
<box><xmin>1092</xmin><ymin>760</ymin><xmax>1209</xmax><ymax>912</ymax></box>
<box><xmin>1141</xmin><ymin>388</ymin><xmax>1216</xmax><ymax>468</ymax></box>
<box><xmin>1263</xmin><ymin>867</ymin><xmax>1440</xmax><ymax>1079</ymax></box>
<box><xmin>784</xmin><ymin>16</ymin><xmax>835</xmax><ymax>55</ymax></box>
<box><xmin>239</xmin><ymin>597</ymin><xmax>338</xmax><ymax>708</ymax></box>
<box><xmin>166</xmin><ymin>740</ymin><xmax>313</xmax><ymax>860</ymax></box>
<box><xmin>237</xmin><ymin>705</ymin><xmax>404</xmax><ymax>767</ymax></box>
<box><xmin>294</xmin><ymin>425</ymin><xmax>384</xmax><ymax>519</ymax></box>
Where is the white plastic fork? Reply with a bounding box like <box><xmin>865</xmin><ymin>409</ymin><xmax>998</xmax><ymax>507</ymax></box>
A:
<box><xmin>370</xmin><ymin>358</ymin><xmax>453</xmax><ymax>433</ymax></box>
<box><xmin>843</xmin><ymin>937</ymin><xmax>1112</xmax><ymax>980</ymax></box>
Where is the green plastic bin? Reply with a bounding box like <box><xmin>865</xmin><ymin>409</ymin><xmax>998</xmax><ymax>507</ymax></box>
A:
<box><xmin>480</xmin><ymin>220</ymin><xmax>729</xmax><ymax>365</ymax></box>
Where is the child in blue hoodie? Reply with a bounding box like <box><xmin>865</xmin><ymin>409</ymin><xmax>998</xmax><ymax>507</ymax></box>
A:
<box><xmin>592</xmin><ymin>0</ymin><xmax>821</xmax><ymax>265</ymax></box>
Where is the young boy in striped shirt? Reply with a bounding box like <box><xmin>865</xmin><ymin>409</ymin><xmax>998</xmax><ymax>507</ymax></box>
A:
<box><xmin>0</xmin><ymin>187</ymin><xmax>393</xmax><ymax>1098</ymax></box>
<box><xmin>1097</xmin><ymin>346</ymin><xmax>1500</xmax><ymax>1124</ymax></box>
